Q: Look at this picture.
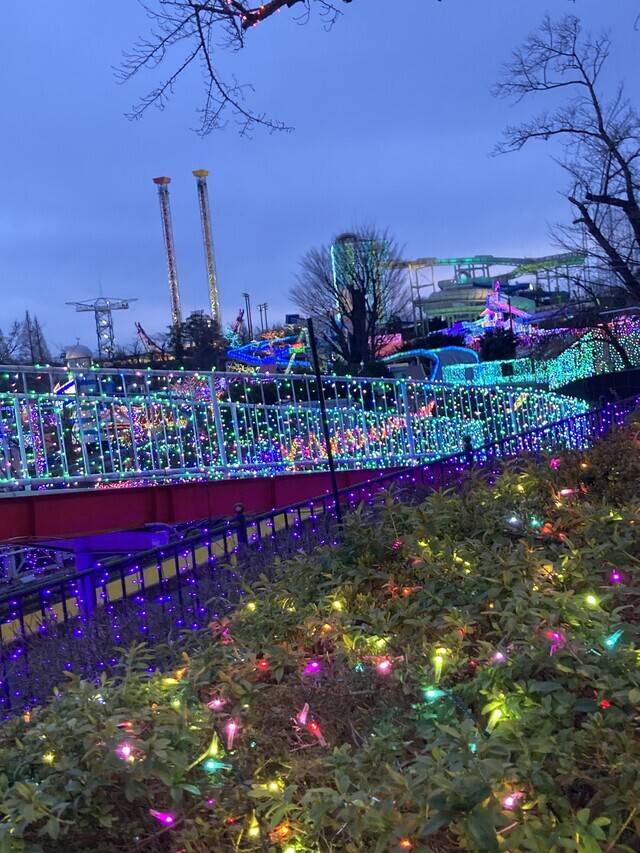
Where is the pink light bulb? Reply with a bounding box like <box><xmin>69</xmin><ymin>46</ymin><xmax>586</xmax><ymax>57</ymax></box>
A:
<box><xmin>501</xmin><ymin>792</ymin><xmax>524</xmax><ymax>810</ymax></box>
<box><xmin>225</xmin><ymin>720</ymin><xmax>239</xmax><ymax>750</ymax></box>
<box><xmin>303</xmin><ymin>660</ymin><xmax>321</xmax><ymax>675</ymax></box>
<box><xmin>492</xmin><ymin>651</ymin><xmax>506</xmax><ymax>663</ymax></box>
<box><xmin>116</xmin><ymin>742</ymin><xmax>133</xmax><ymax>760</ymax></box>
<box><xmin>609</xmin><ymin>569</ymin><xmax>623</xmax><ymax>584</ymax></box>
<box><xmin>296</xmin><ymin>702</ymin><xmax>310</xmax><ymax>726</ymax></box>
<box><xmin>376</xmin><ymin>658</ymin><xmax>393</xmax><ymax>675</ymax></box>
<box><xmin>208</xmin><ymin>696</ymin><xmax>226</xmax><ymax>710</ymax></box>
<box><xmin>149</xmin><ymin>808</ymin><xmax>175</xmax><ymax>826</ymax></box>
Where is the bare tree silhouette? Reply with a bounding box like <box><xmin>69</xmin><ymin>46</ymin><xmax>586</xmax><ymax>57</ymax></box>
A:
<box><xmin>118</xmin><ymin>0</ymin><xmax>351</xmax><ymax>135</ymax></box>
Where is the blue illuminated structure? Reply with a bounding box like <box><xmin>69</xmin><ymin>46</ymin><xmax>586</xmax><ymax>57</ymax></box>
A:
<box><xmin>382</xmin><ymin>346</ymin><xmax>479</xmax><ymax>381</ymax></box>
<box><xmin>226</xmin><ymin>334</ymin><xmax>311</xmax><ymax>370</ymax></box>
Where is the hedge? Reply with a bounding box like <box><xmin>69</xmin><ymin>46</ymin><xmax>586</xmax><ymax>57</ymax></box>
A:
<box><xmin>2</xmin><ymin>421</ymin><xmax>640</xmax><ymax>851</ymax></box>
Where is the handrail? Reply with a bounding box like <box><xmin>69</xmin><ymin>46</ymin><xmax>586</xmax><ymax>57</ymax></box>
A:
<box><xmin>0</xmin><ymin>396</ymin><xmax>631</xmax><ymax>608</ymax></box>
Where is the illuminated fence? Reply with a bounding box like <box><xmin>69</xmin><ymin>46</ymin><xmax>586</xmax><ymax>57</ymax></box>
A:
<box><xmin>442</xmin><ymin>328</ymin><xmax>640</xmax><ymax>390</ymax></box>
<box><xmin>0</xmin><ymin>398</ymin><xmax>632</xmax><ymax>714</ymax></box>
<box><xmin>0</xmin><ymin>365</ymin><xmax>589</xmax><ymax>490</ymax></box>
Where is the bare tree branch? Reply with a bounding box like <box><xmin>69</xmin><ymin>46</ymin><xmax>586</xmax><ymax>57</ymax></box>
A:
<box><xmin>494</xmin><ymin>15</ymin><xmax>640</xmax><ymax>299</ymax></box>
<box><xmin>118</xmin><ymin>0</ymin><xmax>351</xmax><ymax>134</ymax></box>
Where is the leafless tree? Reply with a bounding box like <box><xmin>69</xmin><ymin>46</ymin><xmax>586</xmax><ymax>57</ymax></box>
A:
<box><xmin>0</xmin><ymin>322</ymin><xmax>23</xmax><ymax>363</ymax></box>
<box><xmin>494</xmin><ymin>15</ymin><xmax>640</xmax><ymax>302</ymax></box>
<box><xmin>118</xmin><ymin>0</ymin><xmax>351</xmax><ymax>135</ymax></box>
<box><xmin>290</xmin><ymin>227</ymin><xmax>407</xmax><ymax>366</ymax></box>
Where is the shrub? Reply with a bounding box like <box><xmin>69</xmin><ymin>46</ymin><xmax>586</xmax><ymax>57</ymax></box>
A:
<box><xmin>2</xmin><ymin>425</ymin><xmax>640</xmax><ymax>851</ymax></box>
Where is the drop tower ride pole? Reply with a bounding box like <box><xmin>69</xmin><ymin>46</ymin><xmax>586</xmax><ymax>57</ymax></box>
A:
<box><xmin>153</xmin><ymin>176</ymin><xmax>182</xmax><ymax>327</ymax></box>
<box><xmin>192</xmin><ymin>169</ymin><xmax>221</xmax><ymax>325</ymax></box>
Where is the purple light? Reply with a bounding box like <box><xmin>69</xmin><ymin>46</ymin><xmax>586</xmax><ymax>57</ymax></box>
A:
<box><xmin>609</xmin><ymin>569</ymin><xmax>624</xmax><ymax>584</ymax></box>
<box><xmin>303</xmin><ymin>660</ymin><xmax>322</xmax><ymax>675</ymax></box>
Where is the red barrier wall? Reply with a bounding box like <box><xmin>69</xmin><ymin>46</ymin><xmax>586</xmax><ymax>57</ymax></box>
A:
<box><xmin>0</xmin><ymin>468</ymin><xmax>401</xmax><ymax>542</ymax></box>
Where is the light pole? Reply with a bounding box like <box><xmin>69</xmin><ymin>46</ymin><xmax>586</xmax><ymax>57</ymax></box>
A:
<box><xmin>306</xmin><ymin>318</ymin><xmax>342</xmax><ymax>525</ymax></box>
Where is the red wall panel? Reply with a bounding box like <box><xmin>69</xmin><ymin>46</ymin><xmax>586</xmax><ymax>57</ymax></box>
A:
<box><xmin>0</xmin><ymin>467</ymin><xmax>401</xmax><ymax>542</ymax></box>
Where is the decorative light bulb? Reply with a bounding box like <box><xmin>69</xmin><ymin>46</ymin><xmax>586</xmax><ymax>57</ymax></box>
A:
<box><xmin>303</xmin><ymin>660</ymin><xmax>321</xmax><ymax>675</ymax></box>
<box><xmin>491</xmin><ymin>650</ymin><xmax>506</xmax><ymax>663</ymax></box>
<box><xmin>423</xmin><ymin>686</ymin><xmax>446</xmax><ymax>703</ymax></box>
<box><xmin>609</xmin><ymin>569</ymin><xmax>624</xmax><ymax>584</ymax></box>
<box><xmin>202</xmin><ymin>758</ymin><xmax>230</xmax><ymax>773</ymax></box>
<box><xmin>604</xmin><ymin>629</ymin><xmax>623</xmax><ymax>650</ymax></box>
<box><xmin>225</xmin><ymin>720</ymin><xmax>239</xmax><ymax>750</ymax></box>
<box><xmin>585</xmin><ymin>593</ymin><xmax>599</xmax><ymax>608</ymax></box>
<box><xmin>208</xmin><ymin>696</ymin><xmax>226</xmax><ymax>711</ymax></box>
<box><xmin>247</xmin><ymin>815</ymin><xmax>260</xmax><ymax>838</ymax></box>
<box><xmin>116</xmin><ymin>742</ymin><xmax>133</xmax><ymax>761</ymax></box>
<box><xmin>376</xmin><ymin>658</ymin><xmax>393</xmax><ymax>675</ymax></box>
<box><xmin>149</xmin><ymin>809</ymin><xmax>175</xmax><ymax>827</ymax></box>
<box><xmin>501</xmin><ymin>791</ymin><xmax>524</xmax><ymax>810</ymax></box>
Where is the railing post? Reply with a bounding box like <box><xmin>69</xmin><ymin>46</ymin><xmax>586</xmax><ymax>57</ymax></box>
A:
<box><xmin>73</xmin><ymin>539</ymin><xmax>97</xmax><ymax>619</ymax></box>
<box><xmin>234</xmin><ymin>502</ymin><xmax>248</xmax><ymax>547</ymax></box>
<box><xmin>400</xmin><ymin>382</ymin><xmax>417</xmax><ymax>461</ymax></box>
<box><xmin>209</xmin><ymin>376</ymin><xmax>228</xmax><ymax>467</ymax></box>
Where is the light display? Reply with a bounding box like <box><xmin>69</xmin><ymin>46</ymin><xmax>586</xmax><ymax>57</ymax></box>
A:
<box><xmin>0</xmin><ymin>365</ymin><xmax>588</xmax><ymax>490</ymax></box>
<box><xmin>442</xmin><ymin>321</ymin><xmax>640</xmax><ymax>390</ymax></box>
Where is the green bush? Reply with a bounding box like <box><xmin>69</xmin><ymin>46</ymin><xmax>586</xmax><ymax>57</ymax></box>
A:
<box><xmin>2</xmin><ymin>424</ymin><xmax>640</xmax><ymax>851</ymax></box>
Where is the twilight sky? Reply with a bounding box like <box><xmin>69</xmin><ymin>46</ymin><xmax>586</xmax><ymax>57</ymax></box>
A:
<box><xmin>1</xmin><ymin>0</ymin><xmax>638</xmax><ymax>354</ymax></box>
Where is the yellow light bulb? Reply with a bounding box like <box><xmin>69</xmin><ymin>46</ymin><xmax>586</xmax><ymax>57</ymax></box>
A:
<box><xmin>246</xmin><ymin>601</ymin><xmax>257</xmax><ymax>612</ymax></box>
<box><xmin>331</xmin><ymin>599</ymin><xmax>344</xmax><ymax>612</ymax></box>
<box><xmin>585</xmin><ymin>593</ymin><xmax>599</xmax><ymax>608</ymax></box>
<box><xmin>42</xmin><ymin>751</ymin><xmax>55</xmax><ymax>765</ymax></box>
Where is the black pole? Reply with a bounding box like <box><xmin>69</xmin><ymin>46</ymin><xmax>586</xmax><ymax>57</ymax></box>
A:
<box><xmin>307</xmin><ymin>318</ymin><xmax>343</xmax><ymax>525</ymax></box>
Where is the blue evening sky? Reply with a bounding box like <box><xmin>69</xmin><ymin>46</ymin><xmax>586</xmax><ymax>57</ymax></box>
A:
<box><xmin>0</xmin><ymin>1</ymin><xmax>638</xmax><ymax>353</ymax></box>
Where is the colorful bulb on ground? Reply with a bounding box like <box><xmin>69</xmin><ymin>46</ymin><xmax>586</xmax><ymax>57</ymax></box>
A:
<box><xmin>545</xmin><ymin>629</ymin><xmax>566</xmax><ymax>655</ymax></box>
<box><xmin>225</xmin><ymin>720</ymin><xmax>239</xmax><ymax>750</ymax></box>
<box><xmin>303</xmin><ymin>660</ymin><xmax>321</xmax><ymax>676</ymax></box>
<box><xmin>487</xmin><ymin>707</ymin><xmax>503</xmax><ymax>730</ymax></box>
<box><xmin>432</xmin><ymin>647</ymin><xmax>447</xmax><ymax>682</ymax></box>
<box><xmin>585</xmin><ymin>593</ymin><xmax>599</xmax><ymax>608</ymax></box>
<box><xmin>247</xmin><ymin>814</ymin><xmax>260</xmax><ymax>838</ymax></box>
<box><xmin>604</xmin><ymin>629</ymin><xmax>624</xmax><ymax>650</ymax></box>
<box><xmin>202</xmin><ymin>758</ymin><xmax>230</xmax><ymax>773</ymax></box>
<box><xmin>609</xmin><ymin>569</ymin><xmax>624</xmax><ymax>584</ymax></box>
<box><xmin>423</xmin><ymin>686</ymin><xmax>446</xmax><ymax>703</ymax></box>
<box><xmin>492</xmin><ymin>650</ymin><xmax>506</xmax><ymax>663</ymax></box>
<box><xmin>149</xmin><ymin>809</ymin><xmax>175</xmax><ymax>827</ymax></box>
<box><xmin>306</xmin><ymin>719</ymin><xmax>326</xmax><ymax>745</ymax></box>
<box><xmin>376</xmin><ymin>658</ymin><xmax>393</xmax><ymax>675</ymax></box>
<box><xmin>208</xmin><ymin>696</ymin><xmax>225</xmax><ymax>710</ymax></box>
<box><xmin>296</xmin><ymin>702</ymin><xmax>309</xmax><ymax>726</ymax></box>
<box><xmin>116</xmin><ymin>742</ymin><xmax>133</xmax><ymax>761</ymax></box>
<box><xmin>501</xmin><ymin>791</ymin><xmax>524</xmax><ymax>810</ymax></box>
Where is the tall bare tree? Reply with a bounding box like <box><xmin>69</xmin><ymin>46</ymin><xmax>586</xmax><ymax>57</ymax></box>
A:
<box><xmin>290</xmin><ymin>227</ymin><xmax>406</xmax><ymax>366</ymax></box>
<box><xmin>494</xmin><ymin>15</ymin><xmax>640</xmax><ymax>301</ymax></box>
<box><xmin>119</xmin><ymin>0</ymin><xmax>351</xmax><ymax>135</ymax></box>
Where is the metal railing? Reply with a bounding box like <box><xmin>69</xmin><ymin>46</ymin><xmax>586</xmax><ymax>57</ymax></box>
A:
<box><xmin>0</xmin><ymin>363</ymin><xmax>589</xmax><ymax>491</ymax></box>
<box><xmin>0</xmin><ymin>397</ymin><xmax>632</xmax><ymax>714</ymax></box>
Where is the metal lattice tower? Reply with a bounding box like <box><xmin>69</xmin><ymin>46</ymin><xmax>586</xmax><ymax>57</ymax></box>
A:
<box><xmin>66</xmin><ymin>297</ymin><xmax>135</xmax><ymax>360</ymax></box>
<box><xmin>153</xmin><ymin>177</ymin><xmax>183</xmax><ymax>327</ymax></box>
<box><xmin>192</xmin><ymin>169</ymin><xmax>221</xmax><ymax>325</ymax></box>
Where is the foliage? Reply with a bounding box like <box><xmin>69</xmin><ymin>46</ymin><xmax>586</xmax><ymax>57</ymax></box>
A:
<box><xmin>167</xmin><ymin>311</ymin><xmax>227</xmax><ymax>370</ymax></box>
<box><xmin>479</xmin><ymin>328</ymin><xmax>518</xmax><ymax>362</ymax></box>
<box><xmin>3</xmin><ymin>424</ymin><xmax>640</xmax><ymax>850</ymax></box>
